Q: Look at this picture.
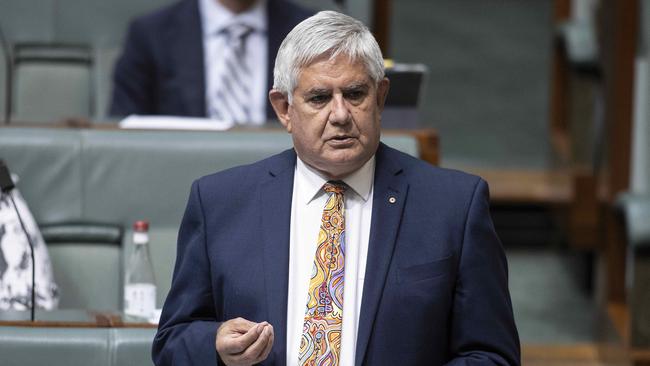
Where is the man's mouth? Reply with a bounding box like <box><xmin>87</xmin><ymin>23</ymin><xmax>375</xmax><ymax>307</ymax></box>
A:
<box><xmin>332</xmin><ymin>135</ymin><xmax>352</xmax><ymax>141</ymax></box>
<box><xmin>327</xmin><ymin>135</ymin><xmax>356</xmax><ymax>147</ymax></box>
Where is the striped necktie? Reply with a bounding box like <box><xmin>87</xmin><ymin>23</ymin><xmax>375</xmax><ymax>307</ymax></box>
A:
<box><xmin>210</xmin><ymin>23</ymin><xmax>253</xmax><ymax>124</ymax></box>
<box><xmin>299</xmin><ymin>181</ymin><xmax>346</xmax><ymax>366</ymax></box>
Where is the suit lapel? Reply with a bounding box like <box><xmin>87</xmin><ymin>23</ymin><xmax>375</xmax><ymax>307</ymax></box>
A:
<box><xmin>260</xmin><ymin>149</ymin><xmax>296</xmax><ymax>365</ymax></box>
<box><xmin>165</xmin><ymin>0</ymin><xmax>206</xmax><ymax>116</ymax></box>
<box><xmin>355</xmin><ymin>144</ymin><xmax>408</xmax><ymax>366</ymax></box>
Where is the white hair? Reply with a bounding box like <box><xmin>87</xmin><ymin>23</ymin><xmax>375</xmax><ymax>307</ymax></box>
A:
<box><xmin>272</xmin><ymin>10</ymin><xmax>385</xmax><ymax>103</ymax></box>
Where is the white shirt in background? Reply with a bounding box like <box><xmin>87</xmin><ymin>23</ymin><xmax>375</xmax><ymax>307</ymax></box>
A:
<box><xmin>199</xmin><ymin>0</ymin><xmax>268</xmax><ymax>125</ymax></box>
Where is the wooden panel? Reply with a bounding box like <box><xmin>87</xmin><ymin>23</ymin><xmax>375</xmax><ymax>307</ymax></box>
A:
<box><xmin>608</xmin><ymin>302</ymin><xmax>631</xmax><ymax>344</ymax></box>
<box><xmin>412</xmin><ymin>127</ymin><xmax>438</xmax><ymax>166</ymax></box>
<box><xmin>569</xmin><ymin>169</ymin><xmax>601</xmax><ymax>249</ymax></box>
<box><xmin>608</xmin><ymin>298</ymin><xmax>650</xmax><ymax>366</ymax></box>
<box><xmin>553</xmin><ymin>0</ymin><xmax>571</xmax><ymax>19</ymax></box>
<box><xmin>462</xmin><ymin>167</ymin><xmax>572</xmax><ymax>204</ymax></box>
<box><xmin>372</xmin><ymin>0</ymin><xmax>391</xmax><ymax>57</ymax></box>
<box><xmin>382</xmin><ymin>127</ymin><xmax>438</xmax><ymax>166</ymax></box>
<box><xmin>549</xmin><ymin>0</ymin><xmax>572</xmax><ymax>162</ymax></box>
<box><xmin>600</xmin><ymin>0</ymin><xmax>638</xmax><ymax>303</ymax></box>
<box><xmin>523</xmin><ymin>343</ymin><xmax>629</xmax><ymax>365</ymax></box>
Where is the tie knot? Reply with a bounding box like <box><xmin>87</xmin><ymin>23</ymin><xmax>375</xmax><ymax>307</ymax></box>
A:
<box><xmin>323</xmin><ymin>181</ymin><xmax>346</xmax><ymax>194</ymax></box>
<box><xmin>224</xmin><ymin>23</ymin><xmax>253</xmax><ymax>43</ymax></box>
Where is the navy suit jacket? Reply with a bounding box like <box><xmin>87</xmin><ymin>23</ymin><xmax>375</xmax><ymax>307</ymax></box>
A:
<box><xmin>109</xmin><ymin>0</ymin><xmax>312</xmax><ymax>119</ymax></box>
<box><xmin>153</xmin><ymin>143</ymin><xmax>520</xmax><ymax>365</ymax></box>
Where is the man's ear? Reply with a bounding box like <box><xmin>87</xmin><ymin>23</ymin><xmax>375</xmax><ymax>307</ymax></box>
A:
<box><xmin>376</xmin><ymin>77</ymin><xmax>390</xmax><ymax>112</ymax></box>
<box><xmin>269</xmin><ymin>89</ymin><xmax>292</xmax><ymax>132</ymax></box>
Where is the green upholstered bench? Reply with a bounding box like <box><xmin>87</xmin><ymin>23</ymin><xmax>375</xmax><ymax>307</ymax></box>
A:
<box><xmin>0</xmin><ymin>326</ymin><xmax>156</xmax><ymax>366</ymax></box>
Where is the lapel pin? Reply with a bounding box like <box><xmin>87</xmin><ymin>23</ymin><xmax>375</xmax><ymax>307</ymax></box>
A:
<box><xmin>388</xmin><ymin>196</ymin><xmax>396</xmax><ymax>204</ymax></box>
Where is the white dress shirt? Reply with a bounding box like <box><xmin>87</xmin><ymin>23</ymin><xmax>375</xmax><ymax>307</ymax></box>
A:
<box><xmin>199</xmin><ymin>0</ymin><xmax>268</xmax><ymax>125</ymax></box>
<box><xmin>286</xmin><ymin>156</ymin><xmax>375</xmax><ymax>366</ymax></box>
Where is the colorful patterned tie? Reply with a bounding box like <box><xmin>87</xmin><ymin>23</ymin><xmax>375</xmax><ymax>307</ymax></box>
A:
<box><xmin>299</xmin><ymin>182</ymin><xmax>346</xmax><ymax>366</ymax></box>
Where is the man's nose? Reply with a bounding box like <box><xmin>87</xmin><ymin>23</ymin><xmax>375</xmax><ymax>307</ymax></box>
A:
<box><xmin>328</xmin><ymin>94</ymin><xmax>351</xmax><ymax>125</ymax></box>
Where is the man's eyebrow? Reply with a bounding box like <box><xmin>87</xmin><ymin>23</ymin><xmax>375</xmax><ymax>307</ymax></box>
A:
<box><xmin>341</xmin><ymin>83</ymin><xmax>369</xmax><ymax>92</ymax></box>
<box><xmin>304</xmin><ymin>87</ymin><xmax>331</xmax><ymax>96</ymax></box>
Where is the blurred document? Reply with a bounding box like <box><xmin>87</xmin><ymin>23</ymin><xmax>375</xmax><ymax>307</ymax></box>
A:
<box><xmin>119</xmin><ymin>115</ymin><xmax>234</xmax><ymax>130</ymax></box>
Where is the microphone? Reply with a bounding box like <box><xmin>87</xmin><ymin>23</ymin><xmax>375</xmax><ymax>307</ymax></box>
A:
<box><xmin>0</xmin><ymin>160</ymin><xmax>36</xmax><ymax>321</ymax></box>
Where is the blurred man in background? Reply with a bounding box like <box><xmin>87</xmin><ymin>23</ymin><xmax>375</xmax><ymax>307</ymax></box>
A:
<box><xmin>109</xmin><ymin>0</ymin><xmax>312</xmax><ymax>124</ymax></box>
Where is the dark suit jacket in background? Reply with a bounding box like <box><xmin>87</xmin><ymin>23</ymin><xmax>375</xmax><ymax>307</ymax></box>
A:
<box><xmin>152</xmin><ymin>143</ymin><xmax>520</xmax><ymax>366</ymax></box>
<box><xmin>109</xmin><ymin>0</ymin><xmax>312</xmax><ymax>119</ymax></box>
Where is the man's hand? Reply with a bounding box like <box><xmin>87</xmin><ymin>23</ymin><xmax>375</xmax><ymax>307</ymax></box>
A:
<box><xmin>216</xmin><ymin>317</ymin><xmax>274</xmax><ymax>366</ymax></box>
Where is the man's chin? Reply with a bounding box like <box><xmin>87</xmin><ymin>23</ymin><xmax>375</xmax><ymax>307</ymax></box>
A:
<box><xmin>316</xmin><ymin>156</ymin><xmax>370</xmax><ymax>179</ymax></box>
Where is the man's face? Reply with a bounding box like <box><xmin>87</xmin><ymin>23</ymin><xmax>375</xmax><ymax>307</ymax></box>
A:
<box><xmin>270</xmin><ymin>55</ymin><xmax>389</xmax><ymax>179</ymax></box>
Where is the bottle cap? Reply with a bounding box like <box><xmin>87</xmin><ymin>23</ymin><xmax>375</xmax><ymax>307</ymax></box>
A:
<box><xmin>134</xmin><ymin>220</ymin><xmax>149</xmax><ymax>232</ymax></box>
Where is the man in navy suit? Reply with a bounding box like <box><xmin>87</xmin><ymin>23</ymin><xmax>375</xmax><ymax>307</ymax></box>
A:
<box><xmin>153</xmin><ymin>10</ymin><xmax>520</xmax><ymax>366</ymax></box>
<box><xmin>109</xmin><ymin>0</ymin><xmax>312</xmax><ymax>123</ymax></box>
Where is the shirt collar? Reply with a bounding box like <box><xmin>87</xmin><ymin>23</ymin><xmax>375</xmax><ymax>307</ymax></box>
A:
<box><xmin>199</xmin><ymin>0</ymin><xmax>268</xmax><ymax>37</ymax></box>
<box><xmin>296</xmin><ymin>155</ymin><xmax>375</xmax><ymax>205</ymax></box>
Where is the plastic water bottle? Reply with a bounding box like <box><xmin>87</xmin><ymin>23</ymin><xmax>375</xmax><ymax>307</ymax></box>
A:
<box><xmin>124</xmin><ymin>220</ymin><xmax>156</xmax><ymax>319</ymax></box>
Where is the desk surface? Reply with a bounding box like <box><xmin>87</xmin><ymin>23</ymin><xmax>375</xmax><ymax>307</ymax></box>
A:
<box><xmin>0</xmin><ymin>309</ymin><xmax>156</xmax><ymax>328</ymax></box>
